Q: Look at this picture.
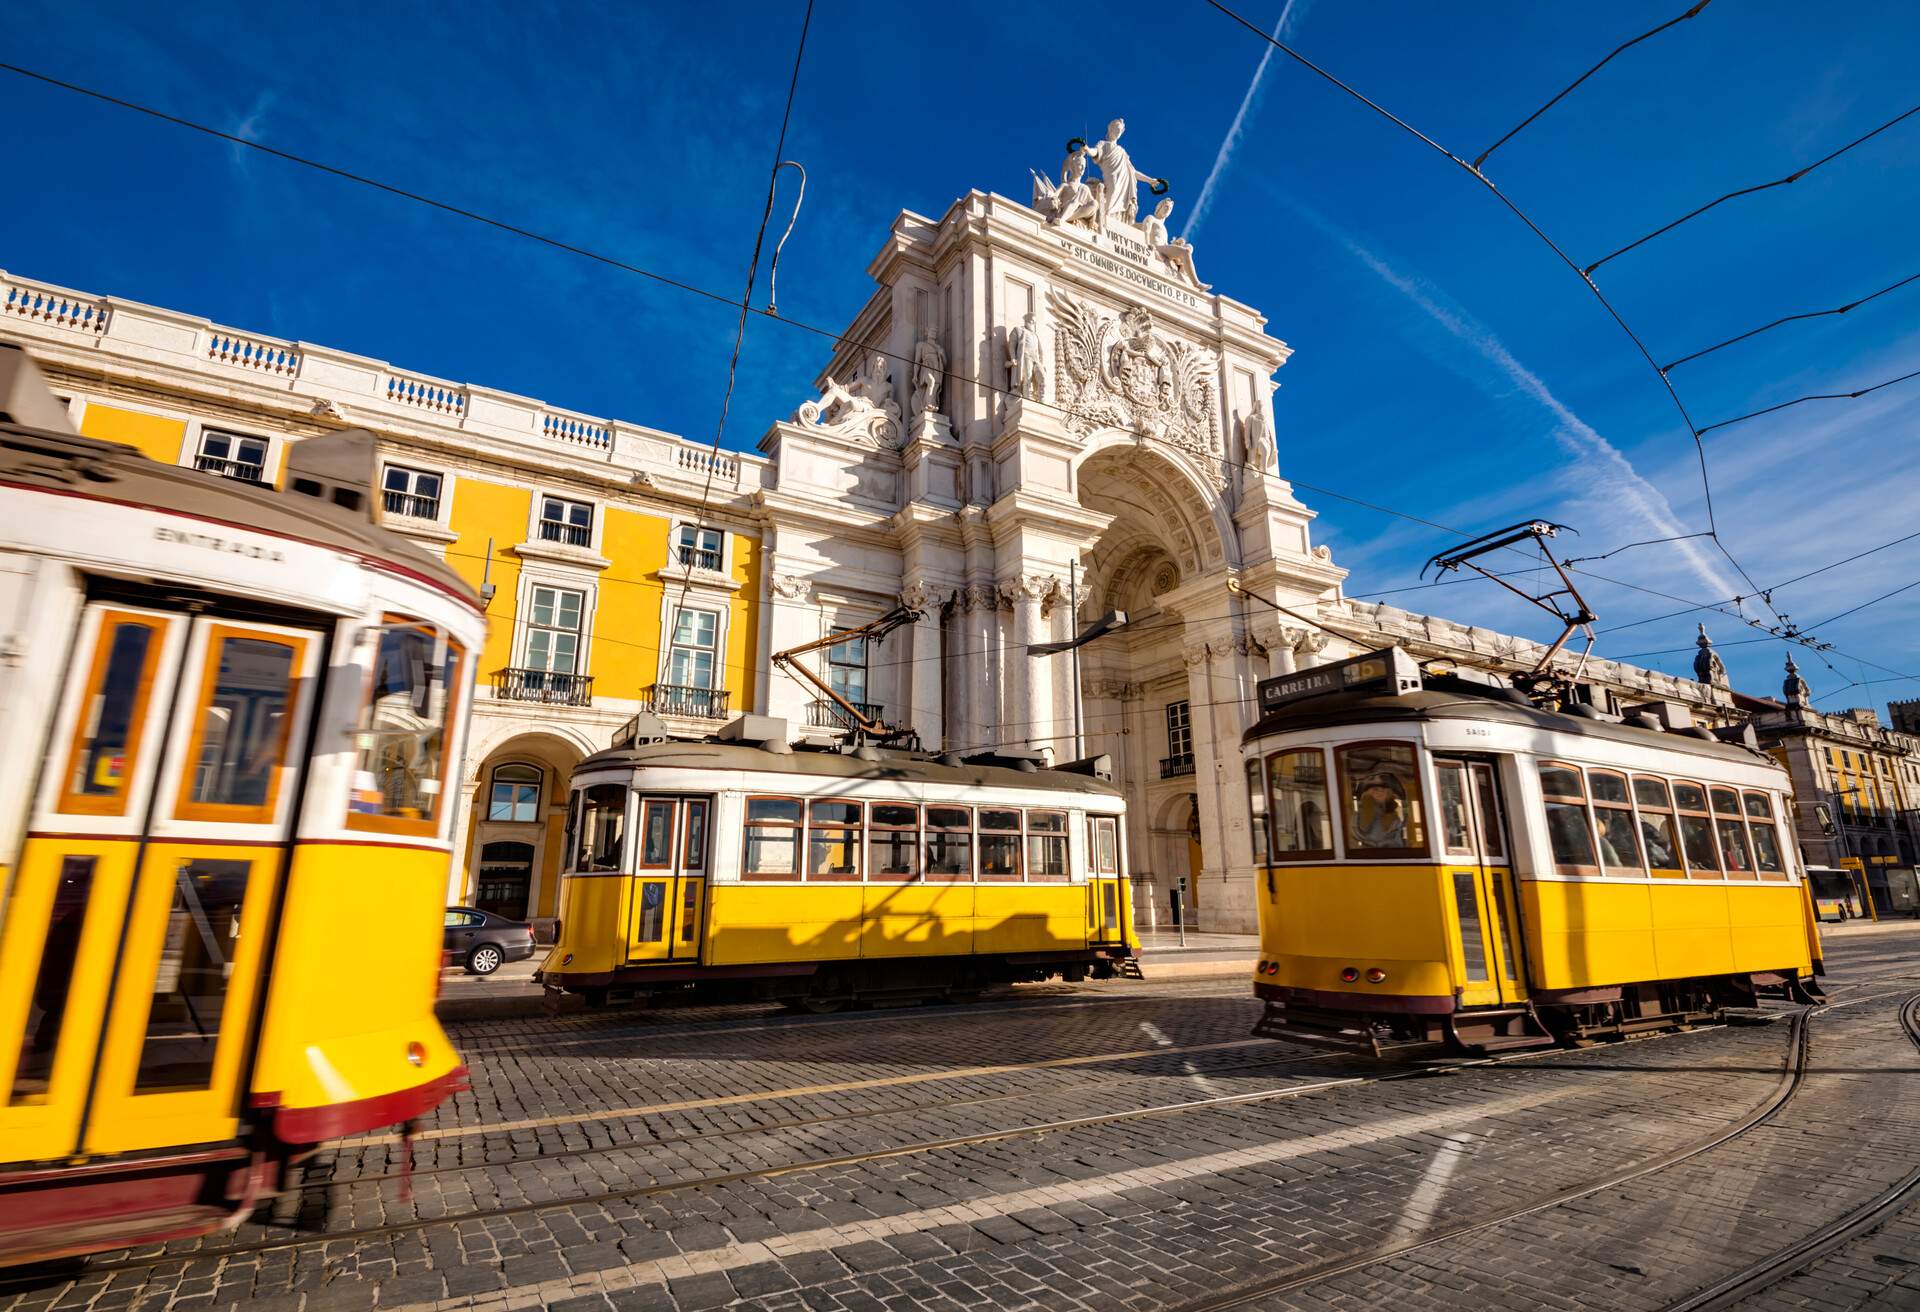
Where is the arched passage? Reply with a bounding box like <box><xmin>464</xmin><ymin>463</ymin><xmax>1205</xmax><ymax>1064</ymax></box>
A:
<box><xmin>457</xmin><ymin>728</ymin><xmax>588</xmax><ymax>928</ymax></box>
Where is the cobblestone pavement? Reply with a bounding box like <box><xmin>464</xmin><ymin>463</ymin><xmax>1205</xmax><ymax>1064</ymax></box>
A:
<box><xmin>6</xmin><ymin>926</ymin><xmax>1920</xmax><ymax>1312</ymax></box>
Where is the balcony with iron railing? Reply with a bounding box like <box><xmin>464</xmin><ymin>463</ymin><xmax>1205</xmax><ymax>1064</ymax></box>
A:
<box><xmin>538</xmin><ymin>520</ymin><xmax>592</xmax><ymax>548</ymax></box>
<box><xmin>195</xmin><ymin>454</ymin><xmax>266</xmax><ymax>483</ymax></box>
<box><xmin>807</xmin><ymin>699</ymin><xmax>882</xmax><ymax>731</ymax></box>
<box><xmin>643</xmin><ymin>684</ymin><xmax>731</xmax><ymax>720</ymax></box>
<box><xmin>676</xmin><ymin>544</ymin><xmax>724</xmax><ymax>571</ymax></box>
<box><xmin>382</xmin><ymin>489</ymin><xmax>441</xmax><ymax>520</ymax></box>
<box><xmin>1159</xmin><ymin>753</ymin><xmax>1195</xmax><ymax>779</ymax></box>
<box><xmin>492</xmin><ymin>668</ymin><xmax>593</xmax><ymax>707</ymax></box>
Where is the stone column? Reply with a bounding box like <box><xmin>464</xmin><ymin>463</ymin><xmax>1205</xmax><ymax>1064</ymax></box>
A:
<box><xmin>957</xmin><ymin>584</ymin><xmax>995</xmax><ymax>748</ymax></box>
<box><xmin>766</xmin><ymin>570</ymin><xmax>819</xmax><ymax>729</ymax></box>
<box><xmin>903</xmin><ymin>580</ymin><xmax>945</xmax><ymax>750</ymax></box>
<box><xmin>1001</xmin><ymin>574</ymin><xmax>1054</xmax><ymax>751</ymax></box>
<box><xmin>1298</xmin><ymin>631</ymin><xmax>1332</xmax><ymax>669</ymax></box>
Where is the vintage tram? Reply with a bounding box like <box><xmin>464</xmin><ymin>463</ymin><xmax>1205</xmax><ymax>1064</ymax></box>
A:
<box><xmin>1242</xmin><ymin>647</ymin><xmax>1825</xmax><ymax>1053</ymax></box>
<box><xmin>539</xmin><ymin>722</ymin><xmax>1138</xmax><ymax>1009</ymax></box>
<box><xmin>0</xmin><ymin>345</ymin><xmax>485</xmax><ymax>1263</ymax></box>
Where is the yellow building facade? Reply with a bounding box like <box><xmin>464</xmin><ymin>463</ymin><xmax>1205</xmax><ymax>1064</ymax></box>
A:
<box><xmin>6</xmin><ymin>269</ymin><xmax>767</xmax><ymax>930</ymax></box>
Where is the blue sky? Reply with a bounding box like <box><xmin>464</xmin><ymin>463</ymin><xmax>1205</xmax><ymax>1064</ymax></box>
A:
<box><xmin>3</xmin><ymin>0</ymin><xmax>1916</xmax><ymax>707</ymax></box>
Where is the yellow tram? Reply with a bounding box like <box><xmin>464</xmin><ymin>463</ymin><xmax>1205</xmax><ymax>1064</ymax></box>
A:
<box><xmin>0</xmin><ymin>345</ymin><xmax>485</xmax><ymax>1263</ymax></box>
<box><xmin>1242</xmin><ymin>647</ymin><xmax>1824</xmax><ymax>1053</ymax></box>
<box><xmin>540</xmin><ymin>720</ymin><xmax>1138</xmax><ymax>1009</ymax></box>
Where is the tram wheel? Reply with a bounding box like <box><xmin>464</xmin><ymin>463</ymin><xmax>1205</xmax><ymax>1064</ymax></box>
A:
<box><xmin>801</xmin><ymin>997</ymin><xmax>846</xmax><ymax>1014</ymax></box>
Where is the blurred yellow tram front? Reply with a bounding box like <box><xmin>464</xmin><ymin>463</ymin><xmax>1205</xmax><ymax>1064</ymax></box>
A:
<box><xmin>1241</xmin><ymin>648</ymin><xmax>1822</xmax><ymax>1053</ymax></box>
<box><xmin>0</xmin><ymin>347</ymin><xmax>485</xmax><ymax>1264</ymax></box>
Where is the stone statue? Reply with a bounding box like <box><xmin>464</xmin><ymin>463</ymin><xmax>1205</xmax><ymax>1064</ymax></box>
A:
<box><xmin>1693</xmin><ymin>623</ymin><xmax>1728</xmax><ymax>688</ymax></box>
<box><xmin>1783</xmin><ymin>654</ymin><xmax>1811</xmax><ymax>708</ymax></box>
<box><xmin>1032</xmin><ymin>147</ymin><xmax>1100</xmax><ymax>229</ymax></box>
<box><xmin>795</xmin><ymin>349</ymin><xmax>902</xmax><ymax>448</ymax></box>
<box><xmin>911</xmin><ymin>332</ymin><xmax>946</xmax><ymax>413</ymax></box>
<box><xmin>1136</xmin><ymin>197</ymin><xmax>1202</xmax><ymax>284</ymax></box>
<box><xmin>1007</xmin><ymin>311</ymin><xmax>1046</xmax><ymax>401</ymax></box>
<box><xmin>1082</xmin><ymin>118</ymin><xmax>1163</xmax><ymax>226</ymax></box>
<box><xmin>1242</xmin><ymin>404</ymin><xmax>1273</xmax><ymax>473</ymax></box>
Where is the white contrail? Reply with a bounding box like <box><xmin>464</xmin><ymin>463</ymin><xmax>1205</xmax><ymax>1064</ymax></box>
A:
<box><xmin>1185</xmin><ymin>0</ymin><xmax>1308</xmax><ymax>242</ymax></box>
<box><xmin>1338</xmin><ymin>236</ymin><xmax>1739</xmax><ymax>600</ymax></box>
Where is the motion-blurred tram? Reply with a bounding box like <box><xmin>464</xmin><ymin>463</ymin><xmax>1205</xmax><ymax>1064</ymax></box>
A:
<box><xmin>540</xmin><ymin>722</ymin><xmax>1138</xmax><ymax>1010</ymax></box>
<box><xmin>1242</xmin><ymin>647</ymin><xmax>1825</xmax><ymax>1053</ymax></box>
<box><xmin>0</xmin><ymin>345</ymin><xmax>485</xmax><ymax>1263</ymax></box>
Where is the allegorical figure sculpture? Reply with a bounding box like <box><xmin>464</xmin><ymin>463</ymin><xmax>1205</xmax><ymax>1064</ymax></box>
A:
<box><xmin>1007</xmin><ymin>311</ymin><xmax>1046</xmax><ymax>401</ymax></box>
<box><xmin>1693</xmin><ymin>623</ymin><xmax>1729</xmax><ymax>688</ymax></box>
<box><xmin>1032</xmin><ymin>147</ymin><xmax>1101</xmax><ymax>229</ymax></box>
<box><xmin>1136</xmin><ymin>197</ymin><xmax>1202</xmax><ymax>284</ymax></box>
<box><xmin>911</xmin><ymin>332</ymin><xmax>946</xmax><ymax>413</ymax></box>
<box><xmin>1242</xmin><ymin>403</ymin><xmax>1273</xmax><ymax>474</ymax></box>
<box><xmin>796</xmin><ymin>349</ymin><xmax>902</xmax><ymax>447</ymax></box>
<box><xmin>1082</xmin><ymin>118</ymin><xmax>1163</xmax><ymax>225</ymax></box>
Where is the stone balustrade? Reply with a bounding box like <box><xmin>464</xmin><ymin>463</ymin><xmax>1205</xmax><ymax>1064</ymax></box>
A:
<box><xmin>0</xmin><ymin>267</ymin><xmax>764</xmax><ymax>495</ymax></box>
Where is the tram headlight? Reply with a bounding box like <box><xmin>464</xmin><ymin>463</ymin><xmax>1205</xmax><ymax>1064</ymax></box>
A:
<box><xmin>1365</xmin><ymin>968</ymin><xmax>1388</xmax><ymax>985</ymax></box>
<box><xmin>1256</xmin><ymin>959</ymin><xmax>1269</xmax><ymax>973</ymax></box>
<box><xmin>405</xmin><ymin>1041</ymin><xmax>426</xmax><ymax>1068</ymax></box>
<box><xmin>1339</xmin><ymin>966</ymin><xmax>1359</xmax><ymax>983</ymax></box>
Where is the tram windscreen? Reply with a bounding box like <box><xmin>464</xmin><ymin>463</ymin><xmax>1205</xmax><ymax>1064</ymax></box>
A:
<box><xmin>1339</xmin><ymin>744</ymin><xmax>1425</xmax><ymax>856</ymax></box>
<box><xmin>576</xmin><ymin>784</ymin><xmax>627</xmax><ymax>872</ymax></box>
<box><xmin>349</xmin><ymin>623</ymin><xmax>463</xmax><ymax>826</ymax></box>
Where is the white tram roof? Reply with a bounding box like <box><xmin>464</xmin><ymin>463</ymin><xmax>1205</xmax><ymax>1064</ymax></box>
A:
<box><xmin>0</xmin><ymin>417</ymin><xmax>479</xmax><ymax>611</ymax></box>
<box><xmin>575</xmin><ymin>740</ymin><xmax>1124</xmax><ymax>798</ymax></box>
<box><xmin>1244</xmin><ymin>681</ymin><xmax>1769</xmax><ymax>771</ymax></box>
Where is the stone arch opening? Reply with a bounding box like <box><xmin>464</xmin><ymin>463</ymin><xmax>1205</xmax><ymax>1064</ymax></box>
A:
<box><xmin>460</xmin><ymin>729</ymin><xmax>589</xmax><ymax>930</ymax></box>
<box><xmin>1074</xmin><ymin>440</ymin><xmax>1233</xmax><ymax>618</ymax></box>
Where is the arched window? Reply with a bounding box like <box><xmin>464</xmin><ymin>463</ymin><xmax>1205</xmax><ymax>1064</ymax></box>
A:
<box><xmin>487</xmin><ymin>763</ymin><xmax>542</xmax><ymax>823</ymax></box>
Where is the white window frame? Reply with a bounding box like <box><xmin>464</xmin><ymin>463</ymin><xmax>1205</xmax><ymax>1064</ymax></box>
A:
<box><xmin>1166</xmin><ymin>699</ymin><xmax>1193</xmax><ymax>761</ymax></box>
<box><xmin>487</xmin><ymin>762</ymin><xmax>543</xmax><ymax>823</ymax></box>
<box><xmin>513</xmin><ymin>570</ymin><xmax>595</xmax><ymax>679</ymax></box>
<box><xmin>194</xmin><ymin>426</ymin><xmax>273</xmax><ymax>485</ymax></box>
<box><xmin>380</xmin><ymin>461</ymin><xmax>449</xmax><ymax>525</ymax></box>
<box><xmin>531</xmin><ymin>492</ymin><xmax>597</xmax><ymax>551</ymax></box>
<box><xmin>664</xmin><ymin>605</ymin><xmax>722</xmax><ymax>691</ymax></box>
<box><xmin>827</xmin><ymin>634</ymin><xmax>871</xmax><ymax>707</ymax></box>
<box><xmin>673</xmin><ymin>522</ymin><xmax>727</xmax><ymax>573</ymax></box>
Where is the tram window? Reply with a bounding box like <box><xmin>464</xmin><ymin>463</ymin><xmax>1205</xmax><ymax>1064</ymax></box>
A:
<box><xmin>683</xmin><ymin>800</ymin><xmax>708</xmax><ymax>871</ymax></box>
<box><xmin>979</xmin><ymin>809</ymin><xmax>1022</xmax><ymax>880</ymax></box>
<box><xmin>1268</xmin><ymin>750</ymin><xmax>1333</xmax><ymax>858</ymax></box>
<box><xmin>1717</xmin><ymin>816</ymin><xmax>1756</xmax><ymax>878</ymax></box>
<box><xmin>870</xmin><ymin>803</ymin><xmax>920</xmax><ymax>881</ymax></box>
<box><xmin>640</xmin><ymin>801</ymin><xmax>675</xmax><ymax>869</ymax></box>
<box><xmin>60</xmin><ymin>614</ymin><xmax>164</xmax><ymax>815</ymax></box>
<box><xmin>1027</xmin><ymin>810</ymin><xmax>1070</xmax><ymax>882</ymax></box>
<box><xmin>808</xmin><ymin>800</ymin><xmax>862</xmax><ymax>881</ymax></box>
<box><xmin>133</xmin><ymin>857</ymin><xmax>252</xmax><ymax>1093</ymax></box>
<box><xmin>926</xmin><ymin>806</ymin><xmax>972</xmax><ymax>879</ymax></box>
<box><xmin>1435</xmin><ymin>762</ymin><xmax>1473</xmax><ymax>857</ymax></box>
<box><xmin>1245</xmin><ymin>762</ymin><xmax>1271</xmax><ymax>864</ymax></box>
<box><xmin>743</xmin><ymin>797</ymin><xmax>801</xmax><ymax>879</ymax></box>
<box><xmin>1747</xmin><ymin>805</ymin><xmax>1787</xmax><ymax>878</ymax></box>
<box><xmin>1588</xmin><ymin>770</ymin><xmax>1644</xmax><ymax>875</ymax></box>
<box><xmin>180</xmin><ymin>630</ymin><xmax>302</xmax><ymax>822</ymax></box>
<box><xmin>1339</xmin><ymin>744</ymin><xmax>1427</xmax><ymax>857</ymax></box>
<box><xmin>1539</xmin><ymin>763</ymin><xmax>1598</xmax><ymax>876</ymax></box>
<box><xmin>1673</xmin><ymin>782</ymin><xmax>1723</xmax><ymax>877</ymax></box>
<box><xmin>347</xmin><ymin>622</ymin><xmax>463</xmax><ymax>834</ymax></box>
<box><xmin>576</xmin><ymin>784</ymin><xmax>627</xmax><ymax>872</ymax></box>
<box><xmin>6</xmin><ymin>856</ymin><xmax>97</xmax><ymax>1105</ymax></box>
<box><xmin>1092</xmin><ymin>816</ymin><xmax>1120</xmax><ymax>873</ymax></box>
<box><xmin>1742</xmin><ymin>792</ymin><xmax>1774</xmax><ymax>821</ymax></box>
<box><xmin>635</xmin><ymin>882</ymin><xmax>666</xmax><ymax>943</ymax></box>
<box><xmin>1470</xmin><ymin>763</ymin><xmax>1507</xmax><ymax>862</ymax></box>
<box><xmin>1633</xmin><ymin>776</ymin><xmax>1684</xmax><ymax>877</ymax></box>
<box><xmin>1709</xmin><ymin>787</ymin><xmax>1742</xmax><ymax>817</ymax></box>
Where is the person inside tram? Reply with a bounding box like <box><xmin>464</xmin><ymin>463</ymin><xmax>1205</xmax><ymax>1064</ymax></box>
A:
<box><xmin>1641</xmin><ymin>818</ymin><xmax>1678</xmax><ymax>869</ymax></box>
<box><xmin>1352</xmin><ymin>771</ymin><xmax>1408</xmax><ymax>849</ymax></box>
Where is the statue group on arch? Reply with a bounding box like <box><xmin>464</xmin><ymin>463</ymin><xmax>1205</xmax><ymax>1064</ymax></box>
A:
<box><xmin>1031</xmin><ymin>117</ymin><xmax>1201</xmax><ymax>286</ymax></box>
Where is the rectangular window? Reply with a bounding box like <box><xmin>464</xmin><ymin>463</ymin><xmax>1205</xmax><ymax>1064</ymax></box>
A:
<box><xmin>1269</xmin><ymin>749</ymin><xmax>1333</xmax><ymax>858</ymax></box>
<box><xmin>1539</xmin><ymin>763</ymin><xmax>1597</xmax><ymax>876</ymax></box>
<box><xmin>979</xmin><ymin>808</ymin><xmax>1022</xmax><ymax>880</ymax></box>
<box><xmin>683</xmin><ymin>800</ymin><xmax>708</xmax><ymax>871</ymax></box>
<box><xmin>828</xmin><ymin>636</ymin><xmax>868</xmax><ymax>705</ymax></box>
<box><xmin>635</xmin><ymin>882</ymin><xmax>666</xmax><ymax>943</ymax></box>
<box><xmin>743</xmin><ymin>797</ymin><xmax>801</xmax><ymax>880</ymax></box>
<box><xmin>667</xmin><ymin>608</ymin><xmax>719</xmax><ymax>690</ymax></box>
<box><xmin>487</xmin><ymin>765</ymin><xmax>541</xmax><ymax>822</ymax></box>
<box><xmin>525</xmin><ymin>586</ymin><xmax>584</xmax><ymax>675</ymax></box>
<box><xmin>575</xmin><ymin>784</ymin><xmax>627</xmax><ymax>872</ymax></box>
<box><xmin>539</xmin><ymin>495</ymin><xmax>593</xmax><ymax>547</ymax></box>
<box><xmin>870</xmin><ymin>803</ymin><xmax>919</xmax><ymax>881</ymax></box>
<box><xmin>1026</xmin><ymin>810</ymin><xmax>1069</xmax><ymax>882</ymax></box>
<box><xmin>640</xmin><ymin>800</ymin><xmax>675</xmax><ymax>869</ymax></box>
<box><xmin>1673</xmin><ymin>781</ymin><xmax>1722</xmax><ymax>877</ymax></box>
<box><xmin>1165</xmin><ymin>700</ymin><xmax>1192</xmax><ymax>762</ymax></box>
<box><xmin>347</xmin><ymin>622</ymin><xmax>462</xmax><ymax>833</ymax></box>
<box><xmin>1743</xmin><ymin>792</ymin><xmax>1786</xmax><ymax>878</ymax></box>
<box><xmin>1717</xmin><ymin>815</ymin><xmax>1757</xmax><ymax>878</ymax></box>
<box><xmin>1091</xmin><ymin>816</ymin><xmax>1120</xmax><ymax>874</ymax></box>
<box><xmin>59</xmin><ymin>611</ymin><xmax>166</xmax><ymax>817</ymax></box>
<box><xmin>808</xmin><ymin>799</ymin><xmax>862</xmax><ymax>881</ymax></box>
<box><xmin>1452</xmin><ymin>871</ymin><xmax>1487</xmax><ymax>982</ymax></box>
<box><xmin>1340</xmin><ymin>742</ymin><xmax>1427</xmax><ymax>857</ymax></box>
<box><xmin>381</xmin><ymin>464</ymin><xmax>442</xmax><ymax>520</ymax></box>
<box><xmin>1633</xmin><ymin>776</ymin><xmax>1684</xmax><ymax>878</ymax></box>
<box><xmin>8</xmin><ymin>856</ymin><xmax>97</xmax><ymax>1105</ymax></box>
<box><xmin>195</xmin><ymin>430</ymin><xmax>268</xmax><ymax>483</ymax></box>
<box><xmin>926</xmin><ymin>806</ymin><xmax>972</xmax><ymax>880</ymax></box>
<box><xmin>1589</xmin><ymin>770</ymin><xmax>1645</xmax><ymax>876</ymax></box>
<box><xmin>178</xmin><ymin>627</ymin><xmax>305</xmax><ymax>824</ymax></box>
<box><xmin>1471</xmin><ymin>763</ymin><xmax>1507</xmax><ymax>862</ymax></box>
<box><xmin>676</xmin><ymin>524</ymin><xmax>724</xmax><ymax>571</ymax></box>
<box><xmin>134</xmin><ymin>857</ymin><xmax>253</xmax><ymax>1092</ymax></box>
<box><xmin>1244</xmin><ymin>762</ymin><xmax>1270</xmax><ymax>864</ymax></box>
<box><xmin>1436</xmin><ymin>761</ymin><xmax>1473</xmax><ymax>857</ymax></box>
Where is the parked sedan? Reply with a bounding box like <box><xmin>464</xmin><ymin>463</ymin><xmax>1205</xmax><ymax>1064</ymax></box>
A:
<box><xmin>443</xmin><ymin>907</ymin><xmax>536</xmax><ymax>975</ymax></box>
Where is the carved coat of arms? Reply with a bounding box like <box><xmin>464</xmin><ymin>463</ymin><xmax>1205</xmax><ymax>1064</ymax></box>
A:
<box><xmin>1049</xmin><ymin>292</ymin><xmax>1218</xmax><ymax>465</ymax></box>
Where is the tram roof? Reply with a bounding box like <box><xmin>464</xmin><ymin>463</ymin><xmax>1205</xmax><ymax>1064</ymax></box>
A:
<box><xmin>576</xmin><ymin>739</ymin><xmax>1125</xmax><ymax>796</ymax></box>
<box><xmin>0</xmin><ymin>418</ymin><xmax>479</xmax><ymax>607</ymax></box>
<box><xmin>1243</xmin><ymin>684</ymin><xmax>1767</xmax><ymax>767</ymax></box>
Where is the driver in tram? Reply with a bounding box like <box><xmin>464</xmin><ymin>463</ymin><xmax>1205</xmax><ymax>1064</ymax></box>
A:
<box><xmin>1352</xmin><ymin>771</ymin><xmax>1408</xmax><ymax>848</ymax></box>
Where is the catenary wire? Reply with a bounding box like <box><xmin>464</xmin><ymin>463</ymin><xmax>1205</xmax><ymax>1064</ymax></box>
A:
<box><xmin>1472</xmin><ymin>0</ymin><xmax>1713</xmax><ymax>170</ymax></box>
<box><xmin>1583</xmin><ymin>103</ymin><xmax>1920</xmax><ymax>275</ymax></box>
<box><xmin>1693</xmin><ymin>364</ymin><xmax>1920</xmax><ymax>437</ymax></box>
<box><xmin>1662</xmin><ymin>271</ymin><xmax>1920</xmax><ymax>372</ymax></box>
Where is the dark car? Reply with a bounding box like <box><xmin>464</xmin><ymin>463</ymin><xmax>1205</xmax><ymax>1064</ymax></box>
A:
<box><xmin>443</xmin><ymin>907</ymin><xmax>536</xmax><ymax>975</ymax></box>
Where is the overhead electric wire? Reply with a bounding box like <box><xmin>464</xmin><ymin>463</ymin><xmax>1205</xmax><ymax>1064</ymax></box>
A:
<box><xmin>1801</xmin><ymin>577</ymin><xmax>1920</xmax><ymax>632</ymax></box>
<box><xmin>1693</xmin><ymin>364</ymin><xmax>1920</xmax><ymax>436</ymax></box>
<box><xmin>1584</xmin><ymin>103</ymin><xmax>1920</xmax><ymax>275</ymax></box>
<box><xmin>1662</xmin><ymin>270</ymin><xmax>1920</xmax><ymax>372</ymax></box>
<box><xmin>1472</xmin><ymin>0</ymin><xmax>1713</xmax><ymax>170</ymax></box>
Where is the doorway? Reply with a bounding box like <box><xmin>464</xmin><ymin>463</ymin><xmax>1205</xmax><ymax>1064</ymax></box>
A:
<box><xmin>475</xmin><ymin>841</ymin><xmax>535</xmax><ymax>920</ymax></box>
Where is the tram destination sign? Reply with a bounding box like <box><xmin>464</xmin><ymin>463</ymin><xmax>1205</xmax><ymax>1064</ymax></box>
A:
<box><xmin>1256</xmin><ymin>647</ymin><xmax>1422</xmax><ymax>714</ymax></box>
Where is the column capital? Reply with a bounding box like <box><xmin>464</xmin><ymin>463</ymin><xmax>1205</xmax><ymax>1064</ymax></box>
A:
<box><xmin>998</xmin><ymin>572</ymin><xmax>1060</xmax><ymax>609</ymax></box>
<box><xmin>900</xmin><ymin>578</ymin><xmax>949</xmax><ymax>613</ymax></box>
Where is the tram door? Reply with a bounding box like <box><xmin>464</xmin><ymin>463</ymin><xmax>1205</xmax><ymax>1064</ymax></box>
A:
<box><xmin>0</xmin><ymin>602</ymin><xmax>321</xmax><ymax>1163</ymax></box>
<box><xmin>627</xmin><ymin>797</ymin><xmax>707</xmax><ymax>963</ymax></box>
<box><xmin>1433</xmin><ymin>758</ymin><xmax>1527</xmax><ymax>1008</ymax></box>
<box><xmin>1086</xmin><ymin>815</ymin><xmax>1126</xmax><ymax>946</ymax></box>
